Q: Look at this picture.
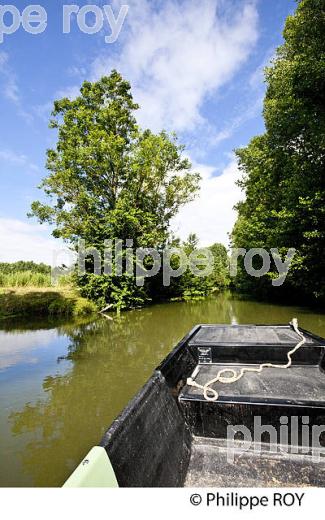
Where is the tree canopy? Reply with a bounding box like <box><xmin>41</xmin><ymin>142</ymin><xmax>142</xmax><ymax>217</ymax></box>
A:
<box><xmin>31</xmin><ymin>71</ymin><xmax>200</xmax><ymax>249</ymax></box>
<box><xmin>30</xmin><ymin>70</ymin><xmax>230</xmax><ymax>309</ymax></box>
<box><xmin>231</xmin><ymin>0</ymin><xmax>325</xmax><ymax>303</ymax></box>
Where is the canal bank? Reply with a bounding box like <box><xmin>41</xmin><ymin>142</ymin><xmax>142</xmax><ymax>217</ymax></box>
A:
<box><xmin>0</xmin><ymin>287</ymin><xmax>97</xmax><ymax>319</ymax></box>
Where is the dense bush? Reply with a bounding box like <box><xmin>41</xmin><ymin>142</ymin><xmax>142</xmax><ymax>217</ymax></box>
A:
<box><xmin>76</xmin><ymin>238</ymin><xmax>230</xmax><ymax>311</ymax></box>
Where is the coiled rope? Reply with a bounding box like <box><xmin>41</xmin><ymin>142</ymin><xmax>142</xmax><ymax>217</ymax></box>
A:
<box><xmin>186</xmin><ymin>318</ymin><xmax>306</xmax><ymax>402</ymax></box>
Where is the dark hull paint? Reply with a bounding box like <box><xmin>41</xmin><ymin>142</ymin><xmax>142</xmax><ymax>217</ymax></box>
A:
<box><xmin>99</xmin><ymin>324</ymin><xmax>325</xmax><ymax>486</ymax></box>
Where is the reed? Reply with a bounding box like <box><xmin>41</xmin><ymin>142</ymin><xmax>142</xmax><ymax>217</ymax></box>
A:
<box><xmin>0</xmin><ymin>270</ymin><xmax>51</xmax><ymax>288</ymax></box>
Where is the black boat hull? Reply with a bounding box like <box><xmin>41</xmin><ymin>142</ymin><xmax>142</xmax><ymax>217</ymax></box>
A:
<box><xmin>66</xmin><ymin>323</ymin><xmax>325</xmax><ymax>487</ymax></box>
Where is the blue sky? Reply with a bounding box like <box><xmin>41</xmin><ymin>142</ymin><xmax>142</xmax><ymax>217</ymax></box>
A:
<box><xmin>0</xmin><ymin>0</ymin><xmax>297</xmax><ymax>263</ymax></box>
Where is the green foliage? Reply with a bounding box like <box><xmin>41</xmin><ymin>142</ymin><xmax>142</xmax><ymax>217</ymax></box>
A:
<box><xmin>146</xmin><ymin>236</ymin><xmax>230</xmax><ymax>303</ymax></box>
<box><xmin>47</xmin><ymin>294</ymin><xmax>97</xmax><ymax>317</ymax></box>
<box><xmin>0</xmin><ymin>288</ymin><xmax>97</xmax><ymax>319</ymax></box>
<box><xmin>231</xmin><ymin>0</ymin><xmax>325</xmax><ymax>303</ymax></box>
<box><xmin>29</xmin><ymin>70</ymin><xmax>205</xmax><ymax>310</ymax></box>
<box><xmin>175</xmin><ymin>239</ymin><xmax>230</xmax><ymax>301</ymax></box>
<box><xmin>71</xmin><ymin>298</ymin><xmax>97</xmax><ymax>317</ymax></box>
<box><xmin>76</xmin><ymin>273</ymin><xmax>150</xmax><ymax>312</ymax></box>
<box><xmin>72</xmin><ymin>236</ymin><xmax>231</xmax><ymax>309</ymax></box>
<box><xmin>0</xmin><ymin>271</ymin><xmax>51</xmax><ymax>288</ymax></box>
<box><xmin>0</xmin><ymin>262</ymin><xmax>52</xmax><ymax>288</ymax></box>
<box><xmin>56</xmin><ymin>273</ymin><xmax>74</xmax><ymax>287</ymax></box>
<box><xmin>0</xmin><ymin>261</ymin><xmax>50</xmax><ymax>275</ymax></box>
<box><xmin>0</xmin><ymin>262</ymin><xmax>97</xmax><ymax>317</ymax></box>
<box><xmin>209</xmin><ymin>243</ymin><xmax>231</xmax><ymax>289</ymax></box>
<box><xmin>29</xmin><ymin>70</ymin><xmax>232</xmax><ymax>309</ymax></box>
<box><xmin>30</xmin><ymin>71</ymin><xmax>200</xmax><ymax>248</ymax></box>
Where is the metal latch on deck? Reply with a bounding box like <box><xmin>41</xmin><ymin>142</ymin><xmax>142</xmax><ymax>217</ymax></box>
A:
<box><xmin>198</xmin><ymin>347</ymin><xmax>212</xmax><ymax>364</ymax></box>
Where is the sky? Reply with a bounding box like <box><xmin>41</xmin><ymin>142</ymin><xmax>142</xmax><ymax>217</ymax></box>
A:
<box><xmin>0</xmin><ymin>0</ymin><xmax>297</xmax><ymax>264</ymax></box>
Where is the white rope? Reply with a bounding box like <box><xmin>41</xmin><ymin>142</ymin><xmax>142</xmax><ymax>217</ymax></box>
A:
<box><xmin>186</xmin><ymin>318</ymin><xmax>306</xmax><ymax>402</ymax></box>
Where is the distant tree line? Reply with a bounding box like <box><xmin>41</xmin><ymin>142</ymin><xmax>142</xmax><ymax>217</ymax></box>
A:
<box><xmin>0</xmin><ymin>261</ymin><xmax>50</xmax><ymax>274</ymax></box>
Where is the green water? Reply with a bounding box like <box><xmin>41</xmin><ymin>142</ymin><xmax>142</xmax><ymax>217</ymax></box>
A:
<box><xmin>0</xmin><ymin>292</ymin><xmax>325</xmax><ymax>487</ymax></box>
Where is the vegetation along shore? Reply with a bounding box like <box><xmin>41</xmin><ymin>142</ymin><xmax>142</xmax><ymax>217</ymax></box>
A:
<box><xmin>0</xmin><ymin>262</ymin><xmax>96</xmax><ymax>319</ymax></box>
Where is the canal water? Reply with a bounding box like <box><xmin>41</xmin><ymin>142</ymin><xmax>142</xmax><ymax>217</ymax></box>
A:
<box><xmin>1</xmin><ymin>292</ymin><xmax>325</xmax><ymax>486</ymax></box>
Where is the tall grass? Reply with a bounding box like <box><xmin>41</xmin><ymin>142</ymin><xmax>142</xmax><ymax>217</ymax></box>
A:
<box><xmin>0</xmin><ymin>262</ymin><xmax>97</xmax><ymax>318</ymax></box>
<box><xmin>0</xmin><ymin>270</ymin><xmax>51</xmax><ymax>288</ymax></box>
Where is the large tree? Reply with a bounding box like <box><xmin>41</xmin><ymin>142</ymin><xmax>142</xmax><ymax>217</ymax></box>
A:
<box><xmin>30</xmin><ymin>71</ymin><xmax>200</xmax><ymax>309</ymax></box>
<box><xmin>231</xmin><ymin>0</ymin><xmax>325</xmax><ymax>303</ymax></box>
<box><xmin>31</xmin><ymin>71</ymin><xmax>199</xmax><ymax>248</ymax></box>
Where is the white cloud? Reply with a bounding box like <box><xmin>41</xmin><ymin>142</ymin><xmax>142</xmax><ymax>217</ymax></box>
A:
<box><xmin>92</xmin><ymin>0</ymin><xmax>259</xmax><ymax>132</ymax></box>
<box><xmin>249</xmin><ymin>46</ymin><xmax>276</xmax><ymax>90</ymax></box>
<box><xmin>172</xmin><ymin>158</ymin><xmax>243</xmax><ymax>247</ymax></box>
<box><xmin>0</xmin><ymin>329</ymin><xmax>57</xmax><ymax>370</ymax></box>
<box><xmin>55</xmin><ymin>85</ymin><xmax>81</xmax><ymax>100</ymax></box>
<box><xmin>210</xmin><ymin>47</ymin><xmax>276</xmax><ymax>147</ymax></box>
<box><xmin>0</xmin><ymin>171</ymin><xmax>241</xmax><ymax>262</ymax></box>
<box><xmin>0</xmin><ymin>50</ymin><xmax>19</xmax><ymax>103</ymax></box>
<box><xmin>34</xmin><ymin>85</ymin><xmax>81</xmax><ymax>122</ymax></box>
<box><xmin>0</xmin><ymin>51</ymin><xmax>32</xmax><ymax>122</ymax></box>
<box><xmin>0</xmin><ymin>218</ymin><xmax>72</xmax><ymax>266</ymax></box>
<box><xmin>28</xmin><ymin>0</ymin><xmax>257</xmax><ymax>249</ymax></box>
<box><xmin>212</xmin><ymin>94</ymin><xmax>264</xmax><ymax>145</ymax></box>
<box><xmin>0</xmin><ymin>148</ymin><xmax>40</xmax><ymax>173</ymax></box>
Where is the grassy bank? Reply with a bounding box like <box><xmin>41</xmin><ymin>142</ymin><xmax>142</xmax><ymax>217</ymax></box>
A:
<box><xmin>0</xmin><ymin>286</ymin><xmax>97</xmax><ymax>319</ymax></box>
<box><xmin>0</xmin><ymin>262</ymin><xmax>98</xmax><ymax>319</ymax></box>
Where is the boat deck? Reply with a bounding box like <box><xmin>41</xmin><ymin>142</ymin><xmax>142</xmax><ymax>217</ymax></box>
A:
<box><xmin>184</xmin><ymin>437</ymin><xmax>325</xmax><ymax>487</ymax></box>
<box><xmin>180</xmin><ymin>363</ymin><xmax>325</xmax><ymax>404</ymax></box>
<box><xmin>95</xmin><ymin>323</ymin><xmax>325</xmax><ymax>487</ymax></box>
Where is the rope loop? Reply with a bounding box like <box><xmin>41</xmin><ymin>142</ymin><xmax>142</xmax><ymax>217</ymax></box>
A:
<box><xmin>186</xmin><ymin>318</ymin><xmax>306</xmax><ymax>402</ymax></box>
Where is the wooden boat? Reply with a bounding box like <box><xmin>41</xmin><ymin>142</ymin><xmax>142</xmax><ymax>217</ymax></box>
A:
<box><xmin>64</xmin><ymin>320</ymin><xmax>325</xmax><ymax>487</ymax></box>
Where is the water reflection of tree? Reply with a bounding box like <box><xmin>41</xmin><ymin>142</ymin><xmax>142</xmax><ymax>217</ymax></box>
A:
<box><xmin>8</xmin><ymin>293</ymin><xmax>324</xmax><ymax>486</ymax></box>
<box><xmin>0</xmin><ymin>314</ymin><xmax>96</xmax><ymax>333</ymax></box>
<box><xmin>9</xmin><ymin>294</ymin><xmax>238</xmax><ymax>486</ymax></box>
